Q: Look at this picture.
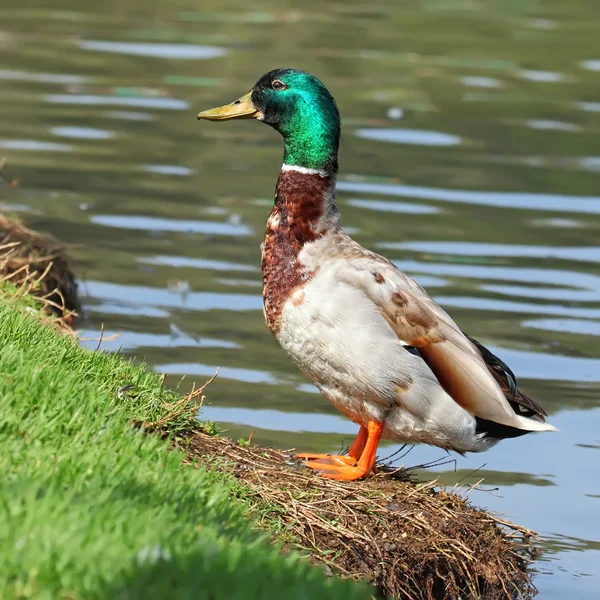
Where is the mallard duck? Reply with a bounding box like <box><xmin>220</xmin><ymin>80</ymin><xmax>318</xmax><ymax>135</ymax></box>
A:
<box><xmin>197</xmin><ymin>69</ymin><xmax>557</xmax><ymax>481</ymax></box>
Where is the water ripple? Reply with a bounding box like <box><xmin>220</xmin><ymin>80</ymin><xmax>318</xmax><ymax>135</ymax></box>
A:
<box><xmin>79</xmin><ymin>330</ymin><xmax>240</xmax><ymax>351</ymax></box>
<box><xmin>0</xmin><ymin>139</ymin><xmax>71</xmax><ymax>152</ymax></box>
<box><xmin>347</xmin><ymin>198</ymin><xmax>440</xmax><ymax>214</ymax></box>
<box><xmin>519</xmin><ymin>69</ymin><xmax>564</xmax><ymax>83</ymax></box>
<box><xmin>483</xmin><ymin>284</ymin><xmax>600</xmax><ymax>303</ymax></box>
<box><xmin>91</xmin><ymin>215</ymin><xmax>252</xmax><ymax>236</ymax></box>
<box><xmin>338</xmin><ymin>180</ymin><xmax>600</xmax><ymax>214</ymax></box>
<box><xmin>487</xmin><ymin>346</ymin><xmax>600</xmax><ymax>382</ymax></box>
<box><xmin>394</xmin><ymin>260</ymin><xmax>600</xmax><ymax>291</ymax></box>
<box><xmin>141</xmin><ymin>164</ymin><xmax>193</xmax><ymax>176</ymax></box>
<box><xmin>581</xmin><ymin>60</ymin><xmax>600</xmax><ymax>72</ymax></box>
<box><xmin>201</xmin><ymin>406</ymin><xmax>356</xmax><ymax>434</ymax></box>
<box><xmin>577</xmin><ymin>102</ymin><xmax>600</xmax><ymax>113</ymax></box>
<box><xmin>45</xmin><ymin>94</ymin><xmax>189</xmax><ymax>110</ymax></box>
<box><xmin>51</xmin><ymin>126</ymin><xmax>114</xmax><ymax>140</ymax></box>
<box><xmin>139</xmin><ymin>255</ymin><xmax>257</xmax><ymax>272</ymax></box>
<box><xmin>384</xmin><ymin>242</ymin><xmax>600</xmax><ymax>264</ymax></box>
<box><xmin>526</xmin><ymin>119</ymin><xmax>580</xmax><ymax>132</ymax></box>
<box><xmin>0</xmin><ymin>69</ymin><xmax>86</xmax><ymax>84</ymax></box>
<box><xmin>460</xmin><ymin>76</ymin><xmax>503</xmax><ymax>88</ymax></box>
<box><xmin>523</xmin><ymin>319</ymin><xmax>600</xmax><ymax>337</ymax></box>
<box><xmin>79</xmin><ymin>40</ymin><xmax>227</xmax><ymax>60</ymax></box>
<box><xmin>156</xmin><ymin>363</ymin><xmax>276</xmax><ymax>384</ymax></box>
<box><xmin>436</xmin><ymin>296</ymin><xmax>600</xmax><ymax>320</ymax></box>
<box><xmin>355</xmin><ymin>128</ymin><xmax>462</xmax><ymax>147</ymax></box>
<box><xmin>83</xmin><ymin>280</ymin><xmax>262</xmax><ymax>312</ymax></box>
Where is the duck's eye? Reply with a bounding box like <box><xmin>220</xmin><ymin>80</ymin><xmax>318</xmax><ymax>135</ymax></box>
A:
<box><xmin>271</xmin><ymin>80</ymin><xmax>286</xmax><ymax>91</ymax></box>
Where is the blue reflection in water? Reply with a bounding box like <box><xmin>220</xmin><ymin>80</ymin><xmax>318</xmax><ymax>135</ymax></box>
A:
<box><xmin>156</xmin><ymin>362</ymin><xmax>276</xmax><ymax>385</ymax></box>
<box><xmin>78</xmin><ymin>329</ymin><xmax>240</xmax><ymax>351</ymax></box>
<box><xmin>384</xmin><ymin>241</ymin><xmax>600</xmax><ymax>264</ymax></box>
<box><xmin>91</xmin><ymin>215</ymin><xmax>252</xmax><ymax>236</ymax></box>
<box><xmin>338</xmin><ymin>180</ymin><xmax>600</xmax><ymax>213</ymax></box>
<box><xmin>83</xmin><ymin>280</ymin><xmax>263</xmax><ymax>311</ymax></box>
<box><xmin>355</xmin><ymin>128</ymin><xmax>462</xmax><ymax>147</ymax></box>
<box><xmin>0</xmin><ymin>139</ymin><xmax>71</xmax><ymax>152</ymax></box>
<box><xmin>45</xmin><ymin>94</ymin><xmax>189</xmax><ymax>110</ymax></box>
<box><xmin>138</xmin><ymin>255</ymin><xmax>257</xmax><ymax>272</ymax></box>
<box><xmin>79</xmin><ymin>40</ymin><xmax>228</xmax><ymax>59</ymax></box>
<box><xmin>347</xmin><ymin>197</ymin><xmax>440</xmax><ymax>214</ymax></box>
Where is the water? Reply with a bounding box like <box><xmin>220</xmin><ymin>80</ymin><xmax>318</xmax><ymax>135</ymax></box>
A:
<box><xmin>1</xmin><ymin>1</ymin><xmax>599</xmax><ymax>596</ymax></box>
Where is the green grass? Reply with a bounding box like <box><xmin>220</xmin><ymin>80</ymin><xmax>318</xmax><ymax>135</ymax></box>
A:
<box><xmin>0</xmin><ymin>285</ymin><xmax>369</xmax><ymax>600</ymax></box>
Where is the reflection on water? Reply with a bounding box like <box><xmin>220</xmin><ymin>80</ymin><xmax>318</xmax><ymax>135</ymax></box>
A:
<box><xmin>156</xmin><ymin>362</ymin><xmax>278</xmax><ymax>385</ymax></box>
<box><xmin>91</xmin><ymin>215</ymin><xmax>253</xmax><ymax>236</ymax></box>
<box><xmin>385</xmin><ymin>241</ymin><xmax>600</xmax><ymax>263</ymax></box>
<box><xmin>346</xmin><ymin>197</ymin><xmax>440</xmax><ymax>214</ymax></box>
<box><xmin>0</xmin><ymin>139</ymin><xmax>71</xmax><ymax>151</ymax></box>
<box><xmin>355</xmin><ymin>128</ymin><xmax>462</xmax><ymax>146</ymax></box>
<box><xmin>52</xmin><ymin>126</ymin><xmax>115</xmax><ymax>140</ymax></box>
<box><xmin>141</xmin><ymin>164</ymin><xmax>193</xmax><ymax>176</ymax></box>
<box><xmin>582</xmin><ymin>60</ymin><xmax>600</xmax><ymax>72</ymax></box>
<box><xmin>138</xmin><ymin>255</ymin><xmax>258</xmax><ymax>272</ymax></box>
<box><xmin>460</xmin><ymin>75</ymin><xmax>503</xmax><ymax>88</ymax></box>
<box><xmin>577</xmin><ymin>101</ymin><xmax>600</xmax><ymax>112</ymax></box>
<box><xmin>83</xmin><ymin>281</ymin><xmax>262</xmax><ymax>312</ymax></box>
<box><xmin>526</xmin><ymin>119</ymin><xmax>580</xmax><ymax>132</ymax></box>
<box><xmin>519</xmin><ymin>69</ymin><xmax>564</xmax><ymax>83</ymax></box>
<box><xmin>524</xmin><ymin>318</ymin><xmax>600</xmax><ymax>337</ymax></box>
<box><xmin>79</xmin><ymin>40</ymin><xmax>228</xmax><ymax>60</ymax></box>
<box><xmin>337</xmin><ymin>180</ymin><xmax>600</xmax><ymax>213</ymax></box>
<box><xmin>45</xmin><ymin>94</ymin><xmax>190</xmax><ymax>110</ymax></box>
<box><xmin>2</xmin><ymin>1</ymin><xmax>600</xmax><ymax>596</ymax></box>
<box><xmin>0</xmin><ymin>69</ymin><xmax>87</xmax><ymax>84</ymax></box>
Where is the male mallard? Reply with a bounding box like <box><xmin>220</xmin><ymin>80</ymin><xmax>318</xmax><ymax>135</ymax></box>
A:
<box><xmin>198</xmin><ymin>69</ymin><xmax>557</xmax><ymax>481</ymax></box>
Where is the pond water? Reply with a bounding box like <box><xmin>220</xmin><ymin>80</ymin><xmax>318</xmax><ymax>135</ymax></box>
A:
<box><xmin>1</xmin><ymin>1</ymin><xmax>599</xmax><ymax>597</ymax></box>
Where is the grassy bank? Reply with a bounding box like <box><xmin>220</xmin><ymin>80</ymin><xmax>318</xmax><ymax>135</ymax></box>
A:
<box><xmin>0</xmin><ymin>279</ymin><xmax>538</xmax><ymax>600</ymax></box>
<box><xmin>0</xmin><ymin>283</ymin><xmax>368</xmax><ymax>599</ymax></box>
<box><xmin>0</xmin><ymin>211</ymin><xmax>539</xmax><ymax>600</ymax></box>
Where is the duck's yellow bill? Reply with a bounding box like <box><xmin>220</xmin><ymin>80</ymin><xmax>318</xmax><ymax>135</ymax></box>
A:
<box><xmin>197</xmin><ymin>91</ymin><xmax>258</xmax><ymax>121</ymax></box>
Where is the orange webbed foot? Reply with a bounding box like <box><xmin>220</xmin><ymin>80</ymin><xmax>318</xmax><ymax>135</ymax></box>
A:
<box><xmin>297</xmin><ymin>421</ymin><xmax>383</xmax><ymax>482</ymax></box>
<box><xmin>302</xmin><ymin>460</ymin><xmax>371</xmax><ymax>481</ymax></box>
<box><xmin>295</xmin><ymin>452</ymin><xmax>357</xmax><ymax>467</ymax></box>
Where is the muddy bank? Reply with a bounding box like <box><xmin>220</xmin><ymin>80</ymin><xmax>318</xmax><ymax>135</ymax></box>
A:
<box><xmin>0</xmin><ymin>212</ymin><xmax>81</xmax><ymax>323</ymax></box>
<box><xmin>178</xmin><ymin>427</ymin><xmax>537</xmax><ymax>600</ymax></box>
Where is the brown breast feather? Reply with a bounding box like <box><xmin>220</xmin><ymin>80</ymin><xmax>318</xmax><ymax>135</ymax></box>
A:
<box><xmin>261</xmin><ymin>169</ymin><xmax>334</xmax><ymax>335</ymax></box>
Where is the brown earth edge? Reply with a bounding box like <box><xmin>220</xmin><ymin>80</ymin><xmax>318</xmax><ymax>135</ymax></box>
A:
<box><xmin>1</xmin><ymin>209</ymin><xmax>538</xmax><ymax>599</ymax></box>
<box><xmin>0</xmin><ymin>211</ymin><xmax>81</xmax><ymax>325</ymax></box>
<box><xmin>173</xmin><ymin>427</ymin><xmax>537</xmax><ymax>600</ymax></box>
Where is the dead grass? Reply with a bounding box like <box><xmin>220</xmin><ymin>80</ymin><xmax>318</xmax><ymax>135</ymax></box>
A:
<box><xmin>0</xmin><ymin>212</ymin><xmax>81</xmax><ymax>325</ymax></box>
<box><xmin>180</xmin><ymin>429</ymin><xmax>538</xmax><ymax>600</ymax></box>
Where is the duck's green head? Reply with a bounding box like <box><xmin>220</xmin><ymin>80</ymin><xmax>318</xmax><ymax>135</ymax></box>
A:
<box><xmin>198</xmin><ymin>69</ymin><xmax>340</xmax><ymax>173</ymax></box>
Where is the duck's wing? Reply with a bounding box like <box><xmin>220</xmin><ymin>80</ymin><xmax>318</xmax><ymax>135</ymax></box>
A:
<box><xmin>465</xmin><ymin>334</ymin><xmax>548</xmax><ymax>418</ymax></box>
<box><xmin>337</xmin><ymin>252</ymin><xmax>555</xmax><ymax>432</ymax></box>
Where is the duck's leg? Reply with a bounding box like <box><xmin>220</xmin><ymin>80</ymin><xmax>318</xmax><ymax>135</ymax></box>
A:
<box><xmin>347</xmin><ymin>425</ymin><xmax>368</xmax><ymax>459</ymax></box>
<box><xmin>302</xmin><ymin>421</ymin><xmax>383</xmax><ymax>481</ymax></box>
<box><xmin>295</xmin><ymin>425</ymin><xmax>367</xmax><ymax>466</ymax></box>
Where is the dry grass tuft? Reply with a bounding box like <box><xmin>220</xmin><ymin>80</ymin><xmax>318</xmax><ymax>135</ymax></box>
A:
<box><xmin>0</xmin><ymin>212</ymin><xmax>81</xmax><ymax>326</ymax></box>
<box><xmin>182</xmin><ymin>430</ymin><xmax>537</xmax><ymax>600</ymax></box>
